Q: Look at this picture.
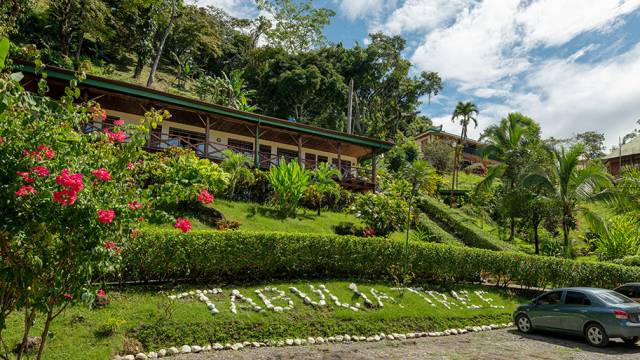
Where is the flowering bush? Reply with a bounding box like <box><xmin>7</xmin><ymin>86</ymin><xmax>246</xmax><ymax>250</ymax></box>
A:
<box><xmin>353</xmin><ymin>192</ymin><xmax>407</xmax><ymax>236</ymax></box>
<box><xmin>0</xmin><ymin>52</ymin><xmax>170</xmax><ymax>359</ymax></box>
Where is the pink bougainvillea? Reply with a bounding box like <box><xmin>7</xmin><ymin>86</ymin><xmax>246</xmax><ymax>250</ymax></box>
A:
<box><xmin>53</xmin><ymin>189</ymin><xmax>78</xmax><ymax>206</ymax></box>
<box><xmin>127</xmin><ymin>161</ymin><xmax>134</xmax><ymax>171</ymax></box>
<box><xmin>113</xmin><ymin>119</ymin><xmax>125</xmax><ymax>126</ymax></box>
<box><xmin>97</xmin><ymin>209</ymin><xmax>116</xmax><ymax>224</ymax></box>
<box><xmin>96</xmin><ymin>289</ymin><xmax>106</xmax><ymax>297</ymax></box>
<box><xmin>197</xmin><ymin>189</ymin><xmax>214</xmax><ymax>204</ymax></box>
<box><xmin>103</xmin><ymin>241</ymin><xmax>117</xmax><ymax>250</ymax></box>
<box><xmin>128</xmin><ymin>201</ymin><xmax>143</xmax><ymax>210</ymax></box>
<box><xmin>63</xmin><ymin>293</ymin><xmax>73</xmax><ymax>300</ymax></box>
<box><xmin>17</xmin><ymin>171</ymin><xmax>35</xmax><ymax>184</ymax></box>
<box><xmin>31</xmin><ymin>165</ymin><xmax>50</xmax><ymax>177</ymax></box>
<box><xmin>91</xmin><ymin>168</ymin><xmax>111</xmax><ymax>182</ymax></box>
<box><xmin>174</xmin><ymin>217</ymin><xmax>192</xmax><ymax>233</ymax></box>
<box><xmin>56</xmin><ymin>169</ymin><xmax>84</xmax><ymax>192</ymax></box>
<box><xmin>16</xmin><ymin>185</ymin><xmax>36</xmax><ymax>197</ymax></box>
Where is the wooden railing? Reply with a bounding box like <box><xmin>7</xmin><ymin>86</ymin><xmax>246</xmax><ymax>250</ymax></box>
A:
<box><xmin>81</xmin><ymin>121</ymin><xmax>373</xmax><ymax>185</ymax></box>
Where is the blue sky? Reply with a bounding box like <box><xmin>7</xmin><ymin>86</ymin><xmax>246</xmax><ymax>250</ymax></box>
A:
<box><xmin>196</xmin><ymin>0</ymin><xmax>640</xmax><ymax>150</ymax></box>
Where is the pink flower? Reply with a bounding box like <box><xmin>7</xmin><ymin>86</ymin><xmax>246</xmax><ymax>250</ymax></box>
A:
<box><xmin>113</xmin><ymin>119</ymin><xmax>125</xmax><ymax>126</ymax></box>
<box><xmin>197</xmin><ymin>189</ymin><xmax>214</xmax><ymax>204</ymax></box>
<box><xmin>16</xmin><ymin>185</ymin><xmax>36</xmax><ymax>197</ymax></box>
<box><xmin>56</xmin><ymin>169</ymin><xmax>84</xmax><ymax>192</ymax></box>
<box><xmin>64</xmin><ymin>293</ymin><xmax>73</xmax><ymax>300</ymax></box>
<box><xmin>127</xmin><ymin>162</ymin><xmax>134</xmax><ymax>171</ymax></box>
<box><xmin>96</xmin><ymin>289</ymin><xmax>106</xmax><ymax>298</ymax></box>
<box><xmin>37</xmin><ymin>145</ymin><xmax>55</xmax><ymax>159</ymax></box>
<box><xmin>91</xmin><ymin>168</ymin><xmax>111</xmax><ymax>182</ymax></box>
<box><xmin>105</xmin><ymin>129</ymin><xmax>126</xmax><ymax>143</ymax></box>
<box><xmin>128</xmin><ymin>201</ymin><xmax>143</xmax><ymax>210</ymax></box>
<box><xmin>53</xmin><ymin>189</ymin><xmax>78</xmax><ymax>206</ymax></box>
<box><xmin>97</xmin><ymin>209</ymin><xmax>115</xmax><ymax>224</ymax></box>
<box><xmin>138</xmin><ymin>216</ymin><xmax>145</xmax><ymax>222</ymax></box>
<box><xmin>103</xmin><ymin>241</ymin><xmax>117</xmax><ymax>250</ymax></box>
<box><xmin>0</xmin><ymin>136</ymin><xmax>5</xmax><ymax>144</ymax></box>
<box><xmin>174</xmin><ymin>217</ymin><xmax>192</xmax><ymax>233</ymax></box>
<box><xmin>17</xmin><ymin>171</ymin><xmax>35</xmax><ymax>184</ymax></box>
<box><xmin>31</xmin><ymin>166</ymin><xmax>50</xmax><ymax>177</ymax></box>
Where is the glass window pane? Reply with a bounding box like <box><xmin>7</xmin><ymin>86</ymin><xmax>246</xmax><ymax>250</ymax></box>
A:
<box><xmin>565</xmin><ymin>291</ymin><xmax>591</xmax><ymax>306</ymax></box>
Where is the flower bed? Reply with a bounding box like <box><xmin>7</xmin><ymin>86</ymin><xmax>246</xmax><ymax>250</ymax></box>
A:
<box><xmin>119</xmin><ymin>229</ymin><xmax>640</xmax><ymax>289</ymax></box>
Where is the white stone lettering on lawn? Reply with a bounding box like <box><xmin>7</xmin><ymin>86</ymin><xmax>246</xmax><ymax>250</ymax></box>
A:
<box><xmin>289</xmin><ymin>285</ymin><xmax>327</xmax><ymax>307</ymax></box>
<box><xmin>230</xmin><ymin>289</ymin><xmax>263</xmax><ymax>314</ymax></box>
<box><xmin>319</xmin><ymin>284</ymin><xmax>359</xmax><ymax>311</ymax></box>
<box><xmin>255</xmin><ymin>287</ymin><xmax>294</xmax><ymax>312</ymax></box>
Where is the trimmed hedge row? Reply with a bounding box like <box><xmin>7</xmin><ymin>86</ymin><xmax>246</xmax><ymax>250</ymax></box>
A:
<box><xmin>416</xmin><ymin>214</ymin><xmax>464</xmax><ymax>246</ymax></box>
<box><xmin>613</xmin><ymin>255</ymin><xmax>640</xmax><ymax>267</ymax></box>
<box><xmin>417</xmin><ymin>196</ymin><xmax>515</xmax><ymax>251</ymax></box>
<box><xmin>119</xmin><ymin>229</ymin><xmax>640</xmax><ymax>289</ymax></box>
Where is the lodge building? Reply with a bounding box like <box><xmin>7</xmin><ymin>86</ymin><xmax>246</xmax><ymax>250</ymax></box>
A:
<box><xmin>18</xmin><ymin>63</ymin><xmax>393</xmax><ymax>192</ymax></box>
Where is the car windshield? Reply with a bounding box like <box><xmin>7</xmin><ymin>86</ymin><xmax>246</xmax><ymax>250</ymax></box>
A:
<box><xmin>596</xmin><ymin>290</ymin><xmax>635</xmax><ymax>304</ymax></box>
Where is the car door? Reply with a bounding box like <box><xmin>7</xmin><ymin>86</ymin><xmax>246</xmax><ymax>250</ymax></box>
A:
<box><xmin>558</xmin><ymin>290</ymin><xmax>592</xmax><ymax>334</ymax></box>
<box><xmin>529</xmin><ymin>290</ymin><xmax>564</xmax><ymax>329</ymax></box>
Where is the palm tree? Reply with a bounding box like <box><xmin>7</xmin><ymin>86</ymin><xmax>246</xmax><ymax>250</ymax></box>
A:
<box><xmin>475</xmin><ymin>113</ymin><xmax>532</xmax><ymax>241</ymax></box>
<box><xmin>312</xmin><ymin>162</ymin><xmax>341</xmax><ymax>215</ymax></box>
<box><xmin>523</xmin><ymin>144</ymin><xmax>611</xmax><ymax>250</ymax></box>
<box><xmin>450</xmin><ymin>101</ymin><xmax>478</xmax><ymax>192</ymax></box>
<box><xmin>221</xmin><ymin>150</ymin><xmax>254</xmax><ymax>199</ymax></box>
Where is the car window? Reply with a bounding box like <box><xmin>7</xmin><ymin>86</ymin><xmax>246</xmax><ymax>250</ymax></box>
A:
<box><xmin>536</xmin><ymin>291</ymin><xmax>562</xmax><ymax>305</ymax></box>
<box><xmin>616</xmin><ymin>286</ymin><xmax>635</xmax><ymax>298</ymax></box>
<box><xmin>597</xmin><ymin>290</ymin><xmax>635</xmax><ymax>304</ymax></box>
<box><xmin>565</xmin><ymin>291</ymin><xmax>591</xmax><ymax>306</ymax></box>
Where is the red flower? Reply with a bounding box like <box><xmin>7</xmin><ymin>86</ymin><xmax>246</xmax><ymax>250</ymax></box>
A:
<box><xmin>97</xmin><ymin>209</ymin><xmax>116</xmax><ymax>224</ymax></box>
<box><xmin>91</xmin><ymin>168</ymin><xmax>111</xmax><ymax>182</ymax></box>
<box><xmin>0</xmin><ymin>136</ymin><xmax>5</xmax><ymax>144</ymax></box>
<box><xmin>197</xmin><ymin>189</ymin><xmax>214</xmax><ymax>204</ymax></box>
<box><xmin>104</xmin><ymin>129</ymin><xmax>127</xmax><ymax>143</ymax></box>
<box><xmin>127</xmin><ymin>162</ymin><xmax>134</xmax><ymax>171</ymax></box>
<box><xmin>113</xmin><ymin>119</ymin><xmax>125</xmax><ymax>126</ymax></box>
<box><xmin>128</xmin><ymin>201</ymin><xmax>143</xmax><ymax>210</ymax></box>
<box><xmin>64</xmin><ymin>293</ymin><xmax>73</xmax><ymax>300</ymax></box>
<box><xmin>16</xmin><ymin>185</ymin><xmax>36</xmax><ymax>197</ymax></box>
<box><xmin>363</xmin><ymin>227</ymin><xmax>376</xmax><ymax>237</ymax></box>
<box><xmin>96</xmin><ymin>289</ymin><xmax>106</xmax><ymax>297</ymax></box>
<box><xmin>17</xmin><ymin>171</ymin><xmax>35</xmax><ymax>184</ymax></box>
<box><xmin>103</xmin><ymin>241</ymin><xmax>117</xmax><ymax>250</ymax></box>
<box><xmin>37</xmin><ymin>145</ymin><xmax>55</xmax><ymax>159</ymax></box>
<box><xmin>174</xmin><ymin>217</ymin><xmax>192</xmax><ymax>233</ymax></box>
<box><xmin>53</xmin><ymin>189</ymin><xmax>78</xmax><ymax>206</ymax></box>
<box><xmin>31</xmin><ymin>166</ymin><xmax>50</xmax><ymax>177</ymax></box>
<box><xmin>138</xmin><ymin>216</ymin><xmax>145</xmax><ymax>222</ymax></box>
<box><xmin>56</xmin><ymin>169</ymin><xmax>84</xmax><ymax>192</ymax></box>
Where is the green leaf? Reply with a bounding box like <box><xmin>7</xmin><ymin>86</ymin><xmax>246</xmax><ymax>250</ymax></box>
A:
<box><xmin>0</xmin><ymin>37</ymin><xmax>9</xmax><ymax>72</ymax></box>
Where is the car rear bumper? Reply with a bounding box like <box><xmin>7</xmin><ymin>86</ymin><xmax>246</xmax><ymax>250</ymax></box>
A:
<box><xmin>608</xmin><ymin>321</ymin><xmax>640</xmax><ymax>338</ymax></box>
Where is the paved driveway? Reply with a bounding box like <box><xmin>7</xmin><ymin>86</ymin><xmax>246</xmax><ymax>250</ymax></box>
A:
<box><xmin>174</xmin><ymin>329</ymin><xmax>640</xmax><ymax>359</ymax></box>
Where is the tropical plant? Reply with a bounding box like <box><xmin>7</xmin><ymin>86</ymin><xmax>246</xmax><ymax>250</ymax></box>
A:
<box><xmin>523</xmin><ymin>144</ymin><xmax>612</xmax><ymax>251</ymax></box>
<box><xmin>422</xmin><ymin>139</ymin><xmax>454</xmax><ymax>173</ymax></box>
<box><xmin>220</xmin><ymin>149</ymin><xmax>254</xmax><ymax>199</ymax></box>
<box><xmin>353</xmin><ymin>192</ymin><xmax>406</xmax><ymax>237</ymax></box>
<box><xmin>310</xmin><ymin>162</ymin><xmax>340</xmax><ymax>215</ymax></box>
<box><xmin>450</xmin><ymin>101</ymin><xmax>478</xmax><ymax>191</ymax></box>
<box><xmin>266</xmin><ymin>159</ymin><xmax>310</xmax><ymax>217</ymax></box>
<box><xmin>192</xmin><ymin>70</ymin><xmax>257</xmax><ymax>111</ymax></box>
<box><xmin>585</xmin><ymin>214</ymin><xmax>639</xmax><ymax>261</ymax></box>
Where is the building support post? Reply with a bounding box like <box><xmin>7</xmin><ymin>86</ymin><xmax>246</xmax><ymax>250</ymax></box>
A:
<box><xmin>297</xmin><ymin>136</ymin><xmax>304</xmax><ymax>167</ymax></box>
<box><xmin>254</xmin><ymin>124</ymin><xmax>260</xmax><ymax>168</ymax></box>
<box><xmin>371</xmin><ymin>148</ymin><xmax>377</xmax><ymax>193</ymax></box>
<box><xmin>336</xmin><ymin>142</ymin><xmax>342</xmax><ymax>175</ymax></box>
<box><xmin>204</xmin><ymin>117</ymin><xmax>210</xmax><ymax>159</ymax></box>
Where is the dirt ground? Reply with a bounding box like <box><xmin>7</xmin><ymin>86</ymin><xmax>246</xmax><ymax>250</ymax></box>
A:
<box><xmin>174</xmin><ymin>328</ymin><xmax>640</xmax><ymax>360</ymax></box>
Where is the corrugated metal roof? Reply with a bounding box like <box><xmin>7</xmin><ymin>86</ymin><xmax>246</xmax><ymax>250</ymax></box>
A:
<box><xmin>602</xmin><ymin>136</ymin><xmax>640</xmax><ymax>160</ymax></box>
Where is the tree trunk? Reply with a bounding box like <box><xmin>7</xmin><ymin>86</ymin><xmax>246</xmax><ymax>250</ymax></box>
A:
<box><xmin>133</xmin><ymin>57</ymin><xmax>145</xmax><ymax>80</ymax></box>
<box><xmin>35</xmin><ymin>310</ymin><xmax>54</xmax><ymax>360</ymax></box>
<box><xmin>449</xmin><ymin>142</ymin><xmax>458</xmax><ymax>207</ymax></box>
<box><xmin>75</xmin><ymin>34</ymin><xmax>84</xmax><ymax>63</ymax></box>
<box><xmin>317</xmin><ymin>197</ymin><xmax>321</xmax><ymax>216</ymax></box>
<box><xmin>533</xmin><ymin>222</ymin><xmax>539</xmax><ymax>255</ymax></box>
<box><xmin>15</xmin><ymin>307</ymin><xmax>36</xmax><ymax>360</ymax></box>
<box><xmin>562</xmin><ymin>220</ymin><xmax>570</xmax><ymax>248</ymax></box>
<box><xmin>146</xmin><ymin>0</ymin><xmax>177</xmax><ymax>88</ymax></box>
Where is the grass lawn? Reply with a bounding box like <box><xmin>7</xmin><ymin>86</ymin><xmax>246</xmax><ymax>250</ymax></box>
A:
<box><xmin>442</xmin><ymin>172</ymin><xmax>487</xmax><ymax>191</ymax></box>
<box><xmin>3</xmin><ymin>281</ymin><xmax>523</xmax><ymax>360</ymax></box>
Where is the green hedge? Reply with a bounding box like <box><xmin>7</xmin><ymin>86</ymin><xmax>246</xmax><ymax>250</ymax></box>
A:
<box><xmin>613</xmin><ymin>255</ymin><xmax>640</xmax><ymax>267</ymax></box>
<box><xmin>118</xmin><ymin>229</ymin><xmax>640</xmax><ymax>289</ymax></box>
<box><xmin>417</xmin><ymin>196</ymin><xmax>515</xmax><ymax>251</ymax></box>
<box><xmin>416</xmin><ymin>214</ymin><xmax>464</xmax><ymax>246</ymax></box>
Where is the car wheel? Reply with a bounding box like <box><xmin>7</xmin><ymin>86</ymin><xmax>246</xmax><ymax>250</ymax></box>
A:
<box><xmin>516</xmin><ymin>314</ymin><xmax>533</xmax><ymax>334</ymax></box>
<box><xmin>585</xmin><ymin>323</ymin><xmax>609</xmax><ymax>347</ymax></box>
<box><xmin>622</xmin><ymin>336</ymin><xmax>639</xmax><ymax>346</ymax></box>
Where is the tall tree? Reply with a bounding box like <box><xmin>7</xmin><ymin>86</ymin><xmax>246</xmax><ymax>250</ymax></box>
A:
<box><xmin>257</xmin><ymin>0</ymin><xmax>335</xmax><ymax>54</ymax></box>
<box><xmin>146</xmin><ymin>0</ymin><xmax>179</xmax><ymax>88</ymax></box>
<box><xmin>450</xmin><ymin>101</ymin><xmax>478</xmax><ymax>190</ymax></box>
<box><xmin>48</xmin><ymin>0</ymin><xmax>110</xmax><ymax>58</ymax></box>
<box><xmin>576</xmin><ymin>131</ymin><xmax>605</xmax><ymax>160</ymax></box>
<box><xmin>523</xmin><ymin>144</ymin><xmax>611</xmax><ymax>250</ymax></box>
<box><xmin>422</xmin><ymin>71</ymin><xmax>443</xmax><ymax>104</ymax></box>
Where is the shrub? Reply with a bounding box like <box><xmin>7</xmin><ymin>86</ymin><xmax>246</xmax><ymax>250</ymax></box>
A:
<box><xmin>118</xmin><ymin>229</ymin><xmax>640</xmax><ymax>289</ymax></box>
<box><xmin>422</xmin><ymin>139</ymin><xmax>454</xmax><ymax>173</ymax></box>
<box><xmin>414</xmin><ymin>214</ymin><xmax>463</xmax><ymax>246</ymax></box>
<box><xmin>613</xmin><ymin>255</ymin><xmax>640</xmax><ymax>267</ymax></box>
<box><xmin>353</xmin><ymin>192</ymin><xmax>407</xmax><ymax>236</ymax></box>
<box><xmin>540</xmin><ymin>237</ymin><xmax>564</xmax><ymax>257</ymax></box>
<box><xmin>332</xmin><ymin>221</ymin><xmax>368</xmax><ymax>237</ymax></box>
<box><xmin>417</xmin><ymin>196</ymin><xmax>515</xmax><ymax>251</ymax></box>
<box><xmin>266</xmin><ymin>160</ymin><xmax>310</xmax><ymax>217</ymax></box>
<box><xmin>590</xmin><ymin>215</ymin><xmax>639</xmax><ymax>261</ymax></box>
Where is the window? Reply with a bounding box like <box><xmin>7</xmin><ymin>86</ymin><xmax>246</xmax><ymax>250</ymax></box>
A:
<box><xmin>597</xmin><ymin>290</ymin><xmax>635</xmax><ymax>304</ymax></box>
<box><xmin>168</xmin><ymin>127</ymin><xmax>205</xmax><ymax>151</ymax></box>
<box><xmin>564</xmin><ymin>291</ymin><xmax>591</xmax><ymax>306</ymax></box>
<box><xmin>305</xmin><ymin>153</ymin><xmax>317</xmax><ymax>169</ymax></box>
<box><xmin>259</xmin><ymin>145</ymin><xmax>272</xmax><ymax>167</ymax></box>
<box><xmin>536</xmin><ymin>291</ymin><xmax>562</xmax><ymax>305</ymax></box>
<box><xmin>227</xmin><ymin>138</ymin><xmax>254</xmax><ymax>156</ymax></box>
<box><xmin>277</xmin><ymin>148</ymin><xmax>298</xmax><ymax>163</ymax></box>
<box><xmin>317</xmin><ymin>155</ymin><xmax>328</xmax><ymax>163</ymax></box>
<box><xmin>616</xmin><ymin>286</ymin><xmax>635</xmax><ymax>298</ymax></box>
<box><xmin>147</xmin><ymin>127</ymin><xmax>162</xmax><ymax>149</ymax></box>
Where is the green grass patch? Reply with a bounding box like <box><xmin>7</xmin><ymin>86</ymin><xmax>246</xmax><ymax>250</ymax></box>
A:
<box><xmin>442</xmin><ymin>172</ymin><xmax>486</xmax><ymax>191</ymax></box>
<box><xmin>3</xmin><ymin>281</ymin><xmax>523</xmax><ymax>360</ymax></box>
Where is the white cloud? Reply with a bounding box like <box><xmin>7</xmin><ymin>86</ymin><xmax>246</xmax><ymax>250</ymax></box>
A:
<box><xmin>335</xmin><ymin>0</ymin><xmax>386</xmax><ymax>20</ymax></box>
<box><xmin>377</xmin><ymin>0</ymin><xmax>474</xmax><ymax>35</ymax></box>
<box><xmin>410</xmin><ymin>0</ymin><xmax>529</xmax><ymax>88</ymax></box>
<box><xmin>193</xmin><ymin>0</ymin><xmax>258</xmax><ymax>18</ymax></box>
<box><xmin>517</xmin><ymin>0</ymin><xmax>640</xmax><ymax>49</ymax></box>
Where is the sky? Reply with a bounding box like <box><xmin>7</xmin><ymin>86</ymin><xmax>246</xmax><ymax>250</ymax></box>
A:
<box><xmin>195</xmin><ymin>0</ymin><xmax>640</xmax><ymax>150</ymax></box>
